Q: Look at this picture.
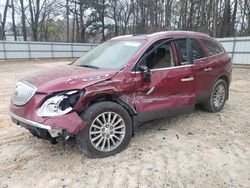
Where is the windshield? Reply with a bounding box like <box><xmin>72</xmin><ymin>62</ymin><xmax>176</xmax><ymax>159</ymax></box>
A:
<box><xmin>73</xmin><ymin>40</ymin><xmax>145</xmax><ymax>70</ymax></box>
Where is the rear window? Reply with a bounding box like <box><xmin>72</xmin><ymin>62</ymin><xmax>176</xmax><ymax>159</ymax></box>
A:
<box><xmin>175</xmin><ymin>38</ymin><xmax>205</xmax><ymax>64</ymax></box>
<box><xmin>190</xmin><ymin>38</ymin><xmax>205</xmax><ymax>60</ymax></box>
<box><xmin>175</xmin><ymin>39</ymin><xmax>188</xmax><ymax>64</ymax></box>
<box><xmin>202</xmin><ymin>39</ymin><xmax>224</xmax><ymax>56</ymax></box>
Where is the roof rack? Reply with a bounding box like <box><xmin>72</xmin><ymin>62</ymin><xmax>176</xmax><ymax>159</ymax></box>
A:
<box><xmin>111</xmin><ymin>35</ymin><xmax>133</xmax><ymax>40</ymax></box>
<box><xmin>147</xmin><ymin>31</ymin><xmax>169</xmax><ymax>37</ymax></box>
<box><xmin>147</xmin><ymin>31</ymin><xmax>210</xmax><ymax>38</ymax></box>
<box><xmin>131</xmin><ymin>33</ymin><xmax>145</xmax><ymax>36</ymax></box>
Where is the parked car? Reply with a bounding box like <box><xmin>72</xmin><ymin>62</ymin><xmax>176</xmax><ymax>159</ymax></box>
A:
<box><xmin>10</xmin><ymin>31</ymin><xmax>232</xmax><ymax>158</ymax></box>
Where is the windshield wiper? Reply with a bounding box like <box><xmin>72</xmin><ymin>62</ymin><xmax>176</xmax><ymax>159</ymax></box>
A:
<box><xmin>78</xmin><ymin>64</ymin><xmax>99</xmax><ymax>69</ymax></box>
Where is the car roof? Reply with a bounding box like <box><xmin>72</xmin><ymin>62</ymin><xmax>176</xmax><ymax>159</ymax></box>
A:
<box><xmin>111</xmin><ymin>31</ymin><xmax>211</xmax><ymax>41</ymax></box>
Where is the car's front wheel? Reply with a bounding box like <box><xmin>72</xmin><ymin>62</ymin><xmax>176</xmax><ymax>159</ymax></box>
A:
<box><xmin>76</xmin><ymin>101</ymin><xmax>132</xmax><ymax>158</ymax></box>
<box><xmin>203</xmin><ymin>79</ymin><xmax>228</xmax><ymax>112</ymax></box>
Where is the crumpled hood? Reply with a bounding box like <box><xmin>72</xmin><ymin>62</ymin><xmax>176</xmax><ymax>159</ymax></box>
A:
<box><xmin>23</xmin><ymin>65</ymin><xmax>117</xmax><ymax>93</ymax></box>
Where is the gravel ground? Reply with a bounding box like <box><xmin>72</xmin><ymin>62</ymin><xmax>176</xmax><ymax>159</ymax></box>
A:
<box><xmin>0</xmin><ymin>60</ymin><xmax>249</xmax><ymax>188</ymax></box>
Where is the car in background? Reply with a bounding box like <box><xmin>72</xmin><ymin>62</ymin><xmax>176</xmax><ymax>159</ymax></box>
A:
<box><xmin>10</xmin><ymin>31</ymin><xmax>232</xmax><ymax>158</ymax></box>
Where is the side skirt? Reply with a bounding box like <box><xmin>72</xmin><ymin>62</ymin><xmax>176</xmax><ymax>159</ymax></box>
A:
<box><xmin>133</xmin><ymin>105</ymin><xmax>194</xmax><ymax>133</ymax></box>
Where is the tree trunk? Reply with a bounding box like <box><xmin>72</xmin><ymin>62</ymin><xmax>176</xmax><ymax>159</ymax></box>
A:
<box><xmin>188</xmin><ymin>0</ymin><xmax>194</xmax><ymax>30</ymax></box>
<box><xmin>74</xmin><ymin>0</ymin><xmax>79</xmax><ymax>42</ymax></box>
<box><xmin>72</xmin><ymin>16</ymin><xmax>75</xmax><ymax>42</ymax></box>
<box><xmin>66</xmin><ymin>0</ymin><xmax>69</xmax><ymax>42</ymax></box>
<box><xmin>165</xmin><ymin>0</ymin><xmax>173</xmax><ymax>30</ymax></box>
<box><xmin>28</xmin><ymin>0</ymin><xmax>35</xmax><ymax>40</ymax></box>
<box><xmin>0</xmin><ymin>0</ymin><xmax>10</xmax><ymax>40</ymax></box>
<box><xmin>28</xmin><ymin>0</ymin><xmax>40</xmax><ymax>41</ymax></box>
<box><xmin>101</xmin><ymin>0</ymin><xmax>105</xmax><ymax>41</ymax></box>
<box><xmin>212</xmin><ymin>0</ymin><xmax>218</xmax><ymax>37</ymax></box>
<box><xmin>79</xmin><ymin>0</ymin><xmax>85</xmax><ymax>42</ymax></box>
<box><xmin>11</xmin><ymin>0</ymin><xmax>17</xmax><ymax>41</ymax></box>
<box><xmin>20</xmin><ymin>0</ymin><xmax>27</xmax><ymax>41</ymax></box>
<box><xmin>34</xmin><ymin>0</ymin><xmax>40</xmax><ymax>41</ymax></box>
<box><xmin>230</xmin><ymin>0</ymin><xmax>238</xmax><ymax>36</ymax></box>
<box><xmin>75</xmin><ymin>14</ymin><xmax>79</xmax><ymax>42</ymax></box>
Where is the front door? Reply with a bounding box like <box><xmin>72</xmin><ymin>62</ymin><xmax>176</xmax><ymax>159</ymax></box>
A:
<box><xmin>132</xmin><ymin>38</ymin><xmax>196</xmax><ymax>123</ymax></box>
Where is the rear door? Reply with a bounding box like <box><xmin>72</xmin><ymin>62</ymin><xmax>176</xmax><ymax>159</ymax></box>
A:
<box><xmin>192</xmin><ymin>38</ymin><xmax>224</xmax><ymax>103</ymax></box>
<box><xmin>132</xmin><ymin>38</ymin><xmax>195</xmax><ymax>122</ymax></box>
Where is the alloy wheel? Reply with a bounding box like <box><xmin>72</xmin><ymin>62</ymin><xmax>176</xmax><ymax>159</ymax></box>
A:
<box><xmin>213</xmin><ymin>84</ymin><xmax>226</xmax><ymax>108</ymax></box>
<box><xmin>89</xmin><ymin>112</ymin><xmax>126</xmax><ymax>152</ymax></box>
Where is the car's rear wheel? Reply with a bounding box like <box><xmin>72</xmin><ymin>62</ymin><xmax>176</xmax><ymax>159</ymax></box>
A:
<box><xmin>76</xmin><ymin>101</ymin><xmax>132</xmax><ymax>158</ymax></box>
<box><xmin>203</xmin><ymin>79</ymin><xmax>228</xmax><ymax>112</ymax></box>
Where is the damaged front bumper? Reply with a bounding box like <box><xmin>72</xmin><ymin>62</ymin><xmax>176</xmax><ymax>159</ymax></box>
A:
<box><xmin>10</xmin><ymin>112</ymin><xmax>70</xmax><ymax>143</ymax></box>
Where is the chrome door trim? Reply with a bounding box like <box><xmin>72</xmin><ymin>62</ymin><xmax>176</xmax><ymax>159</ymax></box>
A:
<box><xmin>131</xmin><ymin>64</ymin><xmax>194</xmax><ymax>74</ymax></box>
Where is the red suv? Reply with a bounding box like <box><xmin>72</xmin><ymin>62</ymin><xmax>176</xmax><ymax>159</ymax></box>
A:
<box><xmin>10</xmin><ymin>31</ymin><xmax>232</xmax><ymax>158</ymax></box>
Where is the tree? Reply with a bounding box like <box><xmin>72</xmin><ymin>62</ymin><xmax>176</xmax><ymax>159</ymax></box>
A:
<box><xmin>66</xmin><ymin>0</ymin><xmax>69</xmax><ymax>42</ymax></box>
<box><xmin>19</xmin><ymin>0</ymin><xmax>27</xmax><ymax>41</ymax></box>
<box><xmin>0</xmin><ymin>0</ymin><xmax>10</xmax><ymax>40</ymax></box>
<box><xmin>11</xmin><ymin>0</ymin><xmax>17</xmax><ymax>40</ymax></box>
<box><xmin>88</xmin><ymin>0</ymin><xmax>114</xmax><ymax>41</ymax></box>
<box><xmin>3</xmin><ymin>0</ymin><xmax>250</xmax><ymax>42</ymax></box>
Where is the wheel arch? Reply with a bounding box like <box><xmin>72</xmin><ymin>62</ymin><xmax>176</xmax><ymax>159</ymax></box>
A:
<box><xmin>216</xmin><ymin>74</ymin><xmax>229</xmax><ymax>100</ymax></box>
<box><xmin>86</xmin><ymin>94</ymin><xmax>137</xmax><ymax>136</ymax></box>
<box><xmin>218</xmin><ymin>75</ymin><xmax>229</xmax><ymax>88</ymax></box>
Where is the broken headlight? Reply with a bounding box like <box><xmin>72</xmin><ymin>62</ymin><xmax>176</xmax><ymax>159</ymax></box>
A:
<box><xmin>37</xmin><ymin>90</ymin><xmax>83</xmax><ymax>117</ymax></box>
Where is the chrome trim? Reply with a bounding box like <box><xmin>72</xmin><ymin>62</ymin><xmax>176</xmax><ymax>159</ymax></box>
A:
<box><xmin>204</xmin><ymin>67</ymin><xmax>212</xmax><ymax>72</ymax></box>
<box><xmin>131</xmin><ymin>51</ymin><xmax>225</xmax><ymax>74</ymax></box>
<box><xmin>12</xmin><ymin>80</ymin><xmax>37</xmax><ymax>106</ymax></box>
<box><xmin>193</xmin><ymin>52</ymin><xmax>224</xmax><ymax>63</ymax></box>
<box><xmin>10</xmin><ymin>112</ymin><xmax>62</xmax><ymax>138</ymax></box>
<box><xmin>10</xmin><ymin>112</ymin><xmax>52</xmax><ymax>129</ymax></box>
<box><xmin>181</xmin><ymin>77</ymin><xmax>194</xmax><ymax>82</ymax></box>
<box><xmin>130</xmin><ymin>37</ymin><xmax>191</xmax><ymax>72</ymax></box>
<box><xmin>130</xmin><ymin>35</ymin><xmax>225</xmax><ymax>73</ymax></box>
<box><xmin>131</xmin><ymin>64</ymin><xmax>194</xmax><ymax>74</ymax></box>
<box><xmin>146</xmin><ymin>87</ymin><xmax>155</xmax><ymax>95</ymax></box>
<box><xmin>130</xmin><ymin>37</ymin><xmax>196</xmax><ymax>73</ymax></box>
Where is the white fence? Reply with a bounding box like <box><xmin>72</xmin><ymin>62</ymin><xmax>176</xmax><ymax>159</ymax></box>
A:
<box><xmin>0</xmin><ymin>41</ymin><xmax>98</xmax><ymax>60</ymax></box>
<box><xmin>217</xmin><ymin>36</ymin><xmax>250</xmax><ymax>65</ymax></box>
<box><xmin>0</xmin><ymin>37</ymin><xmax>250</xmax><ymax>65</ymax></box>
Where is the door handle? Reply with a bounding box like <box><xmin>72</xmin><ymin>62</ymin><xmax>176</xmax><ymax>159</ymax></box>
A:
<box><xmin>204</xmin><ymin>67</ymin><xmax>212</xmax><ymax>72</ymax></box>
<box><xmin>181</xmin><ymin>77</ymin><xmax>194</xmax><ymax>82</ymax></box>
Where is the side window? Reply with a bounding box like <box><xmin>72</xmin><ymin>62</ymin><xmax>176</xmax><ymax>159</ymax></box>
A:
<box><xmin>203</xmin><ymin>39</ymin><xmax>223</xmax><ymax>56</ymax></box>
<box><xmin>146</xmin><ymin>44</ymin><xmax>173</xmax><ymax>69</ymax></box>
<box><xmin>190</xmin><ymin>38</ymin><xmax>205</xmax><ymax>60</ymax></box>
<box><xmin>138</xmin><ymin>40</ymin><xmax>174</xmax><ymax>70</ymax></box>
<box><xmin>175</xmin><ymin>39</ymin><xmax>188</xmax><ymax>64</ymax></box>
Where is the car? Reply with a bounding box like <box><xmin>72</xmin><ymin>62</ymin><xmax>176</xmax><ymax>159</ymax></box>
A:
<box><xmin>10</xmin><ymin>31</ymin><xmax>232</xmax><ymax>158</ymax></box>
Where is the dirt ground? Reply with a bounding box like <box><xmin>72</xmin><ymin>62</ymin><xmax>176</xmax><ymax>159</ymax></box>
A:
<box><xmin>0</xmin><ymin>60</ymin><xmax>249</xmax><ymax>188</ymax></box>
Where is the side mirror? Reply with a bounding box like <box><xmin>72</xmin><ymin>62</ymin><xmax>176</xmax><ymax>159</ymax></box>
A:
<box><xmin>139</xmin><ymin>65</ymin><xmax>151</xmax><ymax>83</ymax></box>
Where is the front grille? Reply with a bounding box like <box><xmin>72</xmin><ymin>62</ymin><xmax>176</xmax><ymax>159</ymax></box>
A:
<box><xmin>11</xmin><ymin>81</ymin><xmax>37</xmax><ymax>106</ymax></box>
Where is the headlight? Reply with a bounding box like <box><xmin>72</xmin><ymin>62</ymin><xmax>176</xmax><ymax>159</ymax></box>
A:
<box><xmin>37</xmin><ymin>90</ymin><xmax>83</xmax><ymax>117</ymax></box>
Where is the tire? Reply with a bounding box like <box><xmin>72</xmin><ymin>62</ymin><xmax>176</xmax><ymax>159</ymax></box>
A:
<box><xmin>76</xmin><ymin>101</ymin><xmax>132</xmax><ymax>158</ymax></box>
<box><xmin>203</xmin><ymin>79</ymin><xmax>228</xmax><ymax>112</ymax></box>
